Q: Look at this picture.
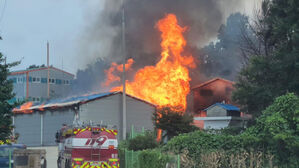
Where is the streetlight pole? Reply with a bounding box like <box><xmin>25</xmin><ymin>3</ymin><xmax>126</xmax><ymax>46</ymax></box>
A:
<box><xmin>121</xmin><ymin>0</ymin><xmax>127</xmax><ymax>140</ymax></box>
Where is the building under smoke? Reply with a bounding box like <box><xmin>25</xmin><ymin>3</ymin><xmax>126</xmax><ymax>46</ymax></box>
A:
<box><xmin>13</xmin><ymin>92</ymin><xmax>155</xmax><ymax>146</ymax></box>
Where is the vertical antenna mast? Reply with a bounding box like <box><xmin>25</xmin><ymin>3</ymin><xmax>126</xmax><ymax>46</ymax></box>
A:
<box><xmin>121</xmin><ymin>0</ymin><xmax>127</xmax><ymax>140</ymax></box>
<box><xmin>47</xmin><ymin>41</ymin><xmax>50</xmax><ymax>99</ymax></box>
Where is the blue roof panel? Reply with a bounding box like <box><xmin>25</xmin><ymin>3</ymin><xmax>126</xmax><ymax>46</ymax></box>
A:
<box><xmin>205</xmin><ymin>103</ymin><xmax>240</xmax><ymax>111</ymax></box>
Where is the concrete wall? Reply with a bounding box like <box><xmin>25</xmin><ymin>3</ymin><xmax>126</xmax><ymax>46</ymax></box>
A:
<box><xmin>126</xmin><ymin>95</ymin><xmax>155</xmax><ymax>132</ymax></box>
<box><xmin>14</xmin><ymin>109</ymin><xmax>75</xmax><ymax>147</ymax></box>
<box><xmin>194</xmin><ymin>116</ymin><xmax>248</xmax><ymax>130</ymax></box>
<box><xmin>206</xmin><ymin>106</ymin><xmax>227</xmax><ymax>117</ymax></box>
<box><xmin>79</xmin><ymin>94</ymin><xmax>122</xmax><ymax>132</ymax></box>
<box><xmin>42</xmin><ymin>109</ymin><xmax>75</xmax><ymax>146</ymax></box>
<box><xmin>7</xmin><ymin>74</ymin><xmax>26</xmax><ymax>101</ymax></box>
<box><xmin>79</xmin><ymin>93</ymin><xmax>155</xmax><ymax>139</ymax></box>
<box><xmin>14</xmin><ymin>112</ymin><xmax>41</xmax><ymax>146</ymax></box>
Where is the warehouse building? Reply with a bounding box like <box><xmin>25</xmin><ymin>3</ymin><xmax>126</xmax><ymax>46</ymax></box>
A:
<box><xmin>8</xmin><ymin>66</ymin><xmax>74</xmax><ymax>103</ymax></box>
<box><xmin>13</xmin><ymin>92</ymin><xmax>155</xmax><ymax>146</ymax></box>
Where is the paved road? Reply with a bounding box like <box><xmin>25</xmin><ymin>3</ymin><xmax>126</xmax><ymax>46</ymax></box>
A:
<box><xmin>28</xmin><ymin>146</ymin><xmax>58</xmax><ymax>168</ymax></box>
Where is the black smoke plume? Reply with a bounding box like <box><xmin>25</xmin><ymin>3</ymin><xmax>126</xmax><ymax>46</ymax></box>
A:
<box><xmin>73</xmin><ymin>0</ymin><xmax>253</xmax><ymax>93</ymax></box>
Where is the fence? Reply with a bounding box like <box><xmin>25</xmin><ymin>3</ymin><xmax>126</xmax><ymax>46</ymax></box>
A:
<box><xmin>120</xmin><ymin>149</ymin><xmax>180</xmax><ymax>168</ymax></box>
<box><xmin>120</xmin><ymin>126</ymin><xmax>180</xmax><ymax>168</ymax></box>
<box><xmin>0</xmin><ymin>147</ymin><xmax>13</xmax><ymax>168</ymax></box>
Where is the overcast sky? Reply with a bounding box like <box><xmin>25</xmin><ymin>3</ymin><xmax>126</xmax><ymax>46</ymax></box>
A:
<box><xmin>0</xmin><ymin>0</ymin><xmax>260</xmax><ymax>75</ymax></box>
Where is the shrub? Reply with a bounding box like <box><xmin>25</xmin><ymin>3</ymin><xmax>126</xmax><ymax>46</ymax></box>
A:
<box><xmin>138</xmin><ymin>149</ymin><xmax>172</xmax><ymax>168</ymax></box>
<box><xmin>128</xmin><ymin>131</ymin><xmax>158</xmax><ymax>151</ymax></box>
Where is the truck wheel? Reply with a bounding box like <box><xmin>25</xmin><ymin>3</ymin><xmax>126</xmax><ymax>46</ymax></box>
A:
<box><xmin>41</xmin><ymin>158</ymin><xmax>47</xmax><ymax>168</ymax></box>
<box><xmin>65</xmin><ymin>159</ymin><xmax>71</xmax><ymax>168</ymax></box>
<box><xmin>57</xmin><ymin>157</ymin><xmax>61</xmax><ymax>168</ymax></box>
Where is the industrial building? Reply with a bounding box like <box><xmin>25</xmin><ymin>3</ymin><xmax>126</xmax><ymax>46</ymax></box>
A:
<box><xmin>13</xmin><ymin>92</ymin><xmax>155</xmax><ymax>146</ymax></box>
<box><xmin>8</xmin><ymin>66</ymin><xmax>74</xmax><ymax>103</ymax></box>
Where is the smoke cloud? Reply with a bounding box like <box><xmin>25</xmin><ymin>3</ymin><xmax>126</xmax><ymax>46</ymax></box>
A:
<box><xmin>73</xmin><ymin>0</ymin><xmax>256</xmax><ymax>93</ymax></box>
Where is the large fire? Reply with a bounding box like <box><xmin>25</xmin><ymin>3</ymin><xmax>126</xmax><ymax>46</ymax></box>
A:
<box><xmin>13</xmin><ymin>102</ymin><xmax>33</xmax><ymax>114</ymax></box>
<box><xmin>103</xmin><ymin>14</ymin><xmax>195</xmax><ymax>110</ymax></box>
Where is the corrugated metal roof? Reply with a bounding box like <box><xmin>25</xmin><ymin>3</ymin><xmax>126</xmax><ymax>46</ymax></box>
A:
<box><xmin>13</xmin><ymin>91</ymin><xmax>156</xmax><ymax>114</ymax></box>
<box><xmin>14</xmin><ymin>92</ymin><xmax>117</xmax><ymax>113</ymax></box>
<box><xmin>205</xmin><ymin>103</ymin><xmax>240</xmax><ymax>111</ymax></box>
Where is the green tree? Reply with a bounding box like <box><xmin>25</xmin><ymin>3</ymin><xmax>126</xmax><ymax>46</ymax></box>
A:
<box><xmin>153</xmin><ymin>106</ymin><xmax>197</xmax><ymax>141</ymax></box>
<box><xmin>245</xmin><ymin>93</ymin><xmax>299</xmax><ymax>166</ymax></box>
<box><xmin>199</xmin><ymin>12</ymin><xmax>252</xmax><ymax>80</ymax></box>
<box><xmin>233</xmin><ymin>0</ymin><xmax>299</xmax><ymax>117</ymax></box>
<box><xmin>0</xmin><ymin>53</ymin><xmax>18</xmax><ymax>141</ymax></box>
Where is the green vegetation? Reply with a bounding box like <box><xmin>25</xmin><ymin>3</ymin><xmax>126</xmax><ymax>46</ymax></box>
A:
<box><xmin>233</xmin><ymin>0</ymin><xmax>299</xmax><ymax>118</ymax></box>
<box><xmin>128</xmin><ymin>131</ymin><xmax>158</xmax><ymax>151</ymax></box>
<box><xmin>0</xmin><ymin>53</ymin><xmax>19</xmax><ymax>141</ymax></box>
<box><xmin>153</xmin><ymin>106</ymin><xmax>197</xmax><ymax>141</ymax></box>
<box><xmin>163</xmin><ymin>93</ymin><xmax>299</xmax><ymax>167</ymax></box>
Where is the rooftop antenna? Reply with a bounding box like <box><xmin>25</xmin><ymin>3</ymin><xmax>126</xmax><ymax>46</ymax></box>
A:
<box><xmin>47</xmin><ymin>41</ymin><xmax>50</xmax><ymax>99</ymax></box>
<box><xmin>121</xmin><ymin>0</ymin><xmax>127</xmax><ymax>140</ymax></box>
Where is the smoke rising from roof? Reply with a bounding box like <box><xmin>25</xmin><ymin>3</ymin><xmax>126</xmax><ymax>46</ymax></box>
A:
<box><xmin>73</xmin><ymin>0</ymin><xmax>256</xmax><ymax>93</ymax></box>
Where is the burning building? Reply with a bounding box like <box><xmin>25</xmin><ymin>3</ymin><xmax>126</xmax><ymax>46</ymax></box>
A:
<box><xmin>191</xmin><ymin>77</ymin><xmax>235</xmax><ymax>114</ymax></box>
<box><xmin>13</xmin><ymin>92</ymin><xmax>155</xmax><ymax>146</ymax></box>
<box><xmin>190</xmin><ymin>78</ymin><xmax>250</xmax><ymax>129</ymax></box>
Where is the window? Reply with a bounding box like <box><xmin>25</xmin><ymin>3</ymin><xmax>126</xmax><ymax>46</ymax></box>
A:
<box><xmin>41</xmin><ymin>78</ymin><xmax>47</xmax><ymax>83</ymax></box>
<box><xmin>9</xmin><ymin>77</ymin><xmax>17</xmax><ymax>83</ymax></box>
<box><xmin>48</xmin><ymin>78</ymin><xmax>55</xmax><ymax>84</ymax></box>
<box><xmin>65</xmin><ymin>80</ymin><xmax>69</xmax><ymax>85</ymax></box>
<box><xmin>56</xmin><ymin>79</ymin><xmax>62</xmax><ymax>84</ymax></box>
<box><xmin>17</xmin><ymin>77</ymin><xmax>23</xmax><ymax>83</ymax></box>
<box><xmin>32</xmin><ymin>77</ymin><xmax>41</xmax><ymax>83</ymax></box>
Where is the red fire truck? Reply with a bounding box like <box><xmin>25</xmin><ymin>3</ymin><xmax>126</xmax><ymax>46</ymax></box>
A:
<box><xmin>56</xmin><ymin>122</ymin><xmax>119</xmax><ymax>168</ymax></box>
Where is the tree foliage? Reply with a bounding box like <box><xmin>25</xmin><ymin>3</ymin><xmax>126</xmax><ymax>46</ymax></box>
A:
<box><xmin>153</xmin><ymin>106</ymin><xmax>197</xmax><ymax>140</ymax></box>
<box><xmin>0</xmin><ymin>53</ymin><xmax>19</xmax><ymax>141</ymax></box>
<box><xmin>198</xmin><ymin>13</ymin><xmax>253</xmax><ymax>80</ymax></box>
<box><xmin>233</xmin><ymin>0</ymin><xmax>299</xmax><ymax>117</ymax></box>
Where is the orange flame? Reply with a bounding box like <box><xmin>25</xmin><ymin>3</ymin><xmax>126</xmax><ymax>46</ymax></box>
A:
<box><xmin>38</xmin><ymin>104</ymin><xmax>45</xmax><ymax>111</ymax></box>
<box><xmin>13</xmin><ymin>102</ymin><xmax>33</xmax><ymax>114</ymax></box>
<box><xmin>101</xmin><ymin>58</ymin><xmax>134</xmax><ymax>87</ymax></box>
<box><xmin>106</xmin><ymin>14</ymin><xmax>195</xmax><ymax>110</ymax></box>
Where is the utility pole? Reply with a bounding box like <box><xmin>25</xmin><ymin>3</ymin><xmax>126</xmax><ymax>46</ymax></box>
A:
<box><xmin>121</xmin><ymin>0</ymin><xmax>127</xmax><ymax>140</ymax></box>
<box><xmin>47</xmin><ymin>41</ymin><xmax>50</xmax><ymax>99</ymax></box>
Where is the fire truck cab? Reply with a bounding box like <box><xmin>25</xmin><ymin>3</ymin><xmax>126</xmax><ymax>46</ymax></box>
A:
<box><xmin>56</xmin><ymin>122</ymin><xmax>119</xmax><ymax>168</ymax></box>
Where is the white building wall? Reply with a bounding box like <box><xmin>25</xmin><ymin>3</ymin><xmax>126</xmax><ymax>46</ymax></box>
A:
<box><xmin>79</xmin><ymin>93</ymin><xmax>155</xmax><ymax>139</ymax></box>
<box><xmin>79</xmin><ymin>94</ymin><xmax>121</xmax><ymax>131</ymax></box>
